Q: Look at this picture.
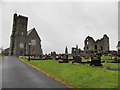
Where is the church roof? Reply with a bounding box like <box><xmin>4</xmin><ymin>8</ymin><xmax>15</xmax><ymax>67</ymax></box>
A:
<box><xmin>117</xmin><ymin>41</ymin><xmax>120</xmax><ymax>47</ymax></box>
<box><xmin>27</xmin><ymin>28</ymin><xmax>34</xmax><ymax>35</ymax></box>
<box><xmin>27</xmin><ymin>28</ymin><xmax>41</xmax><ymax>41</ymax></box>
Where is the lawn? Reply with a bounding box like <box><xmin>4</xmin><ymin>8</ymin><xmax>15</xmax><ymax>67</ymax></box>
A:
<box><xmin>103</xmin><ymin>62</ymin><xmax>119</xmax><ymax>69</ymax></box>
<box><xmin>0</xmin><ymin>55</ymin><xmax>4</xmax><ymax>60</ymax></box>
<box><xmin>101</xmin><ymin>55</ymin><xmax>111</xmax><ymax>60</ymax></box>
<box><xmin>21</xmin><ymin>58</ymin><xmax>119</xmax><ymax>88</ymax></box>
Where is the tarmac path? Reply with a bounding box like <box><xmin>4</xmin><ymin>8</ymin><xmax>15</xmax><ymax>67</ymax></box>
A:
<box><xmin>2</xmin><ymin>56</ymin><xmax>69</xmax><ymax>89</ymax></box>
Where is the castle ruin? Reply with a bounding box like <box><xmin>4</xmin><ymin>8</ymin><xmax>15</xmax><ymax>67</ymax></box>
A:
<box><xmin>84</xmin><ymin>34</ymin><xmax>109</xmax><ymax>53</ymax></box>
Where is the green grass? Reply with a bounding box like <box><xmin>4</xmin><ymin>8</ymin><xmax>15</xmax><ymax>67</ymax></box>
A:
<box><xmin>82</xmin><ymin>55</ymin><xmax>112</xmax><ymax>62</ymax></box>
<box><xmin>101</xmin><ymin>55</ymin><xmax>111</xmax><ymax>60</ymax></box>
<box><xmin>0</xmin><ymin>55</ymin><xmax>4</xmax><ymax>60</ymax></box>
<box><xmin>82</xmin><ymin>58</ymin><xmax>90</xmax><ymax>62</ymax></box>
<box><xmin>103</xmin><ymin>62</ymin><xmax>119</xmax><ymax>69</ymax></box>
<box><xmin>21</xmin><ymin>58</ymin><xmax>118</xmax><ymax>88</ymax></box>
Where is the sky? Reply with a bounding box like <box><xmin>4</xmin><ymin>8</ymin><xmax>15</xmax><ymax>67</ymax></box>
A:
<box><xmin>0</xmin><ymin>1</ymin><xmax>118</xmax><ymax>54</ymax></box>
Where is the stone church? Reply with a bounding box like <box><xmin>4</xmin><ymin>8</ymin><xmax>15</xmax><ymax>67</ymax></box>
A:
<box><xmin>84</xmin><ymin>34</ymin><xmax>109</xmax><ymax>53</ymax></box>
<box><xmin>10</xmin><ymin>13</ymin><xmax>43</xmax><ymax>57</ymax></box>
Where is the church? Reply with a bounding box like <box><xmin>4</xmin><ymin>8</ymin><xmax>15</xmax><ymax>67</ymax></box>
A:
<box><xmin>10</xmin><ymin>13</ymin><xmax>43</xmax><ymax>57</ymax></box>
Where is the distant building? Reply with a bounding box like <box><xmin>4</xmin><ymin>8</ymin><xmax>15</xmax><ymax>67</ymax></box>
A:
<box><xmin>84</xmin><ymin>34</ymin><xmax>109</xmax><ymax>53</ymax></box>
<box><xmin>71</xmin><ymin>45</ymin><xmax>81</xmax><ymax>56</ymax></box>
<box><xmin>3</xmin><ymin>48</ymin><xmax>10</xmax><ymax>56</ymax></box>
<box><xmin>117</xmin><ymin>41</ymin><xmax>120</xmax><ymax>52</ymax></box>
<box><xmin>10</xmin><ymin>13</ymin><xmax>43</xmax><ymax>56</ymax></box>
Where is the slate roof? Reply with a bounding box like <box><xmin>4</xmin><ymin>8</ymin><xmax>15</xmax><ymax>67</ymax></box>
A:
<box><xmin>27</xmin><ymin>28</ymin><xmax>34</xmax><ymax>35</ymax></box>
<box><xmin>117</xmin><ymin>41</ymin><xmax>120</xmax><ymax>47</ymax></box>
<box><xmin>27</xmin><ymin>28</ymin><xmax>41</xmax><ymax>41</ymax></box>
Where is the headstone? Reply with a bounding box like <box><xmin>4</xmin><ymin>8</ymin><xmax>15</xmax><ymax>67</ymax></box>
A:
<box><xmin>51</xmin><ymin>51</ymin><xmax>56</xmax><ymax>60</ymax></box>
<box><xmin>59</xmin><ymin>54</ymin><xmax>69</xmax><ymax>63</ymax></box>
<box><xmin>72</xmin><ymin>45</ymin><xmax>81</xmax><ymax>56</ymax></box>
<box><xmin>72</xmin><ymin>56</ymin><xmax>81</xmax><ymax>63</ymax></box>
<box><xmin>90</xmin><ymin>53</ymin><xmax>102</xmax><ymax>66</ymax></box>
<box><xmin>28</xmin><ymin>56</ymin><xmax>30</xmax><ymax>61</ymax></box>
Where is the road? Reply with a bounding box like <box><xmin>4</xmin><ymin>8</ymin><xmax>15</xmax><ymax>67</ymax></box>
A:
<box><xmin>2</xmin><ymin>56</ymin><xmax>69</xmax><ymax>89</ymax></box>
<box><xmin>0</xmin><ymin>58</ymin><xmax>2</xmax><ymax>90</ymax></box>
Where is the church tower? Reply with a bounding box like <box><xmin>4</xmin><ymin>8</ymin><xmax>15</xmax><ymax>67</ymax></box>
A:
<box><xmin>10</xmin><ymin>13</ymin><xmax>17</xmax><ymax>55</ymax></box>
<box><xmin>10</xmin><ymin>13</ymin><xmax>28</xmax><ymax>56</ymax></box>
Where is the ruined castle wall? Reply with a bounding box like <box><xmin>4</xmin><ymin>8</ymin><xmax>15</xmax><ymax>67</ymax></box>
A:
<box><xmin>84</xmin><ymin>34</ymin><xmax>109</xmax><ymax>53</ymax></box>
<box><xmin>102</xmin><ymin>35</ymin><xmax>109</xmax><ymax>52</ymax></box>
<box><xmin>84</xmin><ymin>36</ymin><xmax>95</xmax><ymax>51</ymax></box>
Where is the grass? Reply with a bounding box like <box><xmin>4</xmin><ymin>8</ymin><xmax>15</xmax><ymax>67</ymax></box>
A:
<box><xmin>103</xmin><ymin>62</ymin><xmax>119</xmax><ymax>69</ymax></box>
<box><xmin>21</xmin><ymin>58</ymin><xmax>118</xmax><ymax>88</ymax></box>
<box><xmin>82</xmin><ymin>55</ymin><xmax>119</xmax><ymax>69</ymax></box>
<box><xmin>101</xmin><ymin>55</ymin><xmax>111</xmax><ymax>60</ymax></box>
<box><xmin>0</xmin><ymin>55</ymin><xmax>4</xmax><ymax>60</ymax></box>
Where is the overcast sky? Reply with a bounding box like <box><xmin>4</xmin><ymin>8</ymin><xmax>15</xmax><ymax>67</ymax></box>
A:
<box><xmin>0</xmin><ymin>1</ymin><xmax>118</xmax><ymax>54</ymax></box>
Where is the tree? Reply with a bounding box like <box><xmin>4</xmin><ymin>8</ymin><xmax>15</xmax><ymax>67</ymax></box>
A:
<box><xmin>65</xmin><ymin>46</ymin><xmax>68</xmax><ymax>54</ymax></box>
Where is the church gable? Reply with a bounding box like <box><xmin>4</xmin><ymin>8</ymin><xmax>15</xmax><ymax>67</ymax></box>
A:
<box><xmin>26</xmin><ymin>28</ymin><xmax>43</xmax><ymax>56</ymax></box>
<box><xmin>27</xmin><ymin>28</ymin><xmax>41</xmax><ymax>41</ymax></box>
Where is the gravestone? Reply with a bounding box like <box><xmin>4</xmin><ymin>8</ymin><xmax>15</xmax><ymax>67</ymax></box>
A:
<box><xmin>51</xmin><ymin>51</ymin><xmax>56</xmax><ymax>60</ymax></box>
<box><xmin>59</xmin><ymin>54</ymin><xmax>69</xmax><ymax>63</ymax></box>
<box><xmin>28</xmin><ymin>56</ymin><xmax>30</xmax><ymax>61</ymax></box>
<box><xmin>72</xmin><ymin>56</ymin><xmax>82</xmax><ymax>64</ymax></box>
<box><xmin>90</xmin><ymin>53</ymin><xmax>102</xmax><ymax>66</ymax></box>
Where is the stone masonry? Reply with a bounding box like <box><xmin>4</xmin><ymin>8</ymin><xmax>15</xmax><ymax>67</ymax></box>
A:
<box><xmin>10</xmin><ymin>13</ymin><xmax>43</xmax><ymax>56</ymax></box>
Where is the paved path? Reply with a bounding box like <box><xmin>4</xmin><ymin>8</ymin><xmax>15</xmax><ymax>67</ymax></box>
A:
<box><xmin>0</xmin><ymin>59</ymin><xmax>2</xmax><ymax>90</ymax></box>
<box><xmin>2</xmin><ymin>56</ymin><xmax>69</xmax><ymax>89</ymax></box>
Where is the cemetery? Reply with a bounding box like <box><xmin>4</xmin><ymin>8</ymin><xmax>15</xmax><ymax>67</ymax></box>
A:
<box><xmin>20</xmin><ymin>56</ymin><xmax>119</xmax><ymax>88</ymax></box>
<box><xmin>19</xmin><ymin>42</ymin><xmax>120</xmax><ymax>88</ymax></box>
<box><xmin>19</xmin><ymin>43</ymin><xmax>119</xmax><ymax>88</ymax></box>
<box><xmin>2</xmin><ymin>13</ymin><xmax>119</xmax><ymax>88</ymax></box>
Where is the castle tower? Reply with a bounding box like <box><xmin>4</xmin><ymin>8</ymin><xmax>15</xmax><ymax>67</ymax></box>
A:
<box><xmin>10</xmin><ymin>13</ymin><xmax>28</xmax><ymax>56</ymax></box>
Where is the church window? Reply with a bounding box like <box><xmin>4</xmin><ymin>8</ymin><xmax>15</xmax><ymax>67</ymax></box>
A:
<box><xmin>95</xmin><ymin>45</ymin><xmax>97</xmax><ymax>50</ymax></box>
<box><xmin>20</xmin><ymin>43</ymin><xmax>24</xmax><ymax>48</ymax></box>
<box><xmin>101</xmin><ymin>47</ymin><xmax>103</xmax><ymax>50</ymax></box>
<box><xmin>87</xmin><ymin>46</ymin><xmax>88</xmax><ymax>50</ymax></box>
<box><xmin>21</xmin><ymin>32</ymin><xmax>23</xmax><ymax>35</ymax></box>
<box><xmin>31</xmin><ymin>39</ymin><xmax>36</xmax><ymax>46</ymax></box>
<box><xmin>87</xmin><ymin>41</ymin><xmax>89</xmax><ymax>45</ymax></box>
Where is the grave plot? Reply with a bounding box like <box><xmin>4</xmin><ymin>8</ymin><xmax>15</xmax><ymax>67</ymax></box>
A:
<box><xmin>58</xmin><ymin>54</ymin><xmax>69</xmax><ymax>63</ymax></box>
<box><xmin>21</xmin><ymin>58</ymin><xmax>119</xmax><ymax>88</ymax></box>
<box><xmin>89</xmin><ymin>53</ymin><xmax>102</xmax><ymax>66</ymax></box>
<box><xmin>72</xmin><ymin>56</ymin><xmax>82</xmax><ymax>64</ymax></box>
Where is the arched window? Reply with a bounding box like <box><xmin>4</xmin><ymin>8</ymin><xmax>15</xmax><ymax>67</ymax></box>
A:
<box><xmin>31</xmin><ymin>39</ymin><xmax>36</xmax><ymax>46</ymax></box>
<box><xmin>101</xmin><ymin>47</ymin><xmax>103</xmax><ymax>51</ymax></box>
<box><xmin>87</xmin><ymin>41</ymin><xmax>89</xmax><ymax>45</ymax></box>
<box><xmin>21</xmin><ymin>32</ymin><xmax>23</xmax><ymax>35</ymax></box>
<box><xmin>87</xmin><ymin>46</ymin><xmax>89</xmax><ymax>50</ymax></box>
<box><xmin>95</xmin><ymin>45</ymin><xmax>97</xmax><ymax>50</ymax></box>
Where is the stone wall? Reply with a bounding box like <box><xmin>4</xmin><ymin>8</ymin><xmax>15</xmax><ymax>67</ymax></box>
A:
<box><xmin>10</xmin><ymin>13</ymin><xmax>43</xmax><ymax>57</ymax></box>
<box><xmin>10</xmin><ymin>13</ymin><xmax>28</xmax><ymax>56</ymax></box>
<box><xmin>26</xmin><ymin>28</ymin><xmax>43</xmax><ymax>57</ymax></box>
<box><xmin>84</xmin><ymin>34</ymin><xmax>109</xmax><ymax>53</ymax></box>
